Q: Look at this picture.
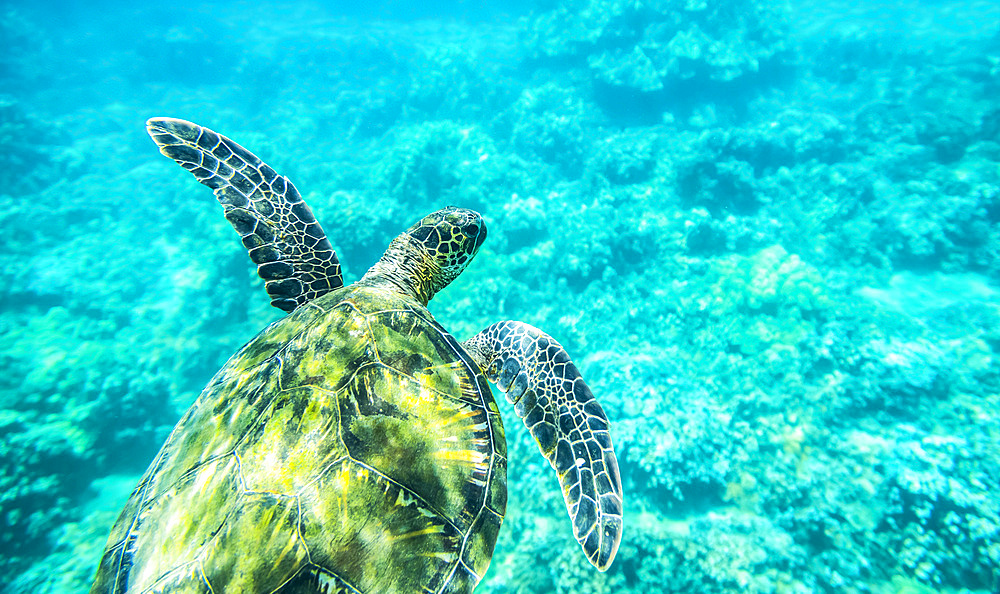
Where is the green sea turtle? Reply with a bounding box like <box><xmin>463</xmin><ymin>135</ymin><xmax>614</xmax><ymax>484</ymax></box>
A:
<box><xmin>91</xmin><ymin>118</ymin><xmax>623</xmax><ymax>593</ymax></box>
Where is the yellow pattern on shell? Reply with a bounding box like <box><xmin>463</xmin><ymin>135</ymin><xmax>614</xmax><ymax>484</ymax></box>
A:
<box><xmin>91</xmin><ymin>285</ymin><xmax>506</xmax><ymax>594</ymax></box>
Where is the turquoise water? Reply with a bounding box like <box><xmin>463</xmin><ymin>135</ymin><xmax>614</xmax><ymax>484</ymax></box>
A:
<box><xmin>2</xmin><ymin>0</ymin><xmax>999</xmax><ymax>591</ymax></box>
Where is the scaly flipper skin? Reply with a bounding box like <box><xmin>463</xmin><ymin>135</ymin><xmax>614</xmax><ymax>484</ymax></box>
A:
<box><xmin>146</xmin><ymin>117</ymin><xmax>343</xmax><ymax>312</ymax></box>
<box><xmin>463</xmin><ymin>322</ymin><xmax>623</xmax><ymax>571</ymax></box>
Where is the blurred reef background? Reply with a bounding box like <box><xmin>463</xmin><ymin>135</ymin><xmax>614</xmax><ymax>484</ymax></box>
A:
<box><xmin>2</xmin><ymin>0</ymin><xmax>999</xmax><ymax>592</ymax></box>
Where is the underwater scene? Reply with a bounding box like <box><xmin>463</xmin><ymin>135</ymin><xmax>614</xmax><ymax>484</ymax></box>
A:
<box><xmin>2</xmin><ymin>0</ymin><xmax>999</xmax><ymax>592</ymax></box>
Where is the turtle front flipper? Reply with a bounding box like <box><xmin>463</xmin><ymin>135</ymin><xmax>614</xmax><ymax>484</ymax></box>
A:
<box><xmin>463</xmin><ymin>322</ymin><xmax>623</xmax><ymax>571</ymax></box>
<box><xmin>146</xmin><ymin>117</ymin><xmax>343</xmax><ymax>312</ymax></box>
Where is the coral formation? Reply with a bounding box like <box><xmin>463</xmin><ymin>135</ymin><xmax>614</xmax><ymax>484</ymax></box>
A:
<box><xmin>1</xmin><ymin>1</ymin><xmax>998</xmax><ymax>593</ymax></box>
<box><xmin>523</xmin><ymin>0</ymin><xmax>791</xmax><ymax>85</ymax></box>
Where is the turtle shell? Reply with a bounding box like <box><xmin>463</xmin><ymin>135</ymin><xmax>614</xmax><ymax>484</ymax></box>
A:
<box><xmin>91</xmin><ymin>285</ymin><xmax>507</xmax><ymax>594</ymax></box>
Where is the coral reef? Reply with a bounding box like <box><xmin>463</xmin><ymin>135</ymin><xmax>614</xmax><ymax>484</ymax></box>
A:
<box><xmin>523</xmin><ymin>0</ymin><xmax>791</xmax><ymax>85</ymax></box>
<box><xmin>1</xmin><ymin>1</ymin><xmax>998</xmax><ymax>593</ymax></box>
<box><xmin>522</xmin><ymin>0</ymin><xmax>793</xmax><ymax>121</ymax></box>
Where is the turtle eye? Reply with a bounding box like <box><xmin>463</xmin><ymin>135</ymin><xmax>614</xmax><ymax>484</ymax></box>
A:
<box><xmin>462</xmin><ymin>222</ymin><xmax>480</xmax><ymax>237</ymax></box>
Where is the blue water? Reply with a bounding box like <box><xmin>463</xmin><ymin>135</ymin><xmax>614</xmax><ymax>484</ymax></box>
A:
<box><xmin>2</xmin><ymin>0</ymin><xmax>999</xmax><ymax>592</ymax></box>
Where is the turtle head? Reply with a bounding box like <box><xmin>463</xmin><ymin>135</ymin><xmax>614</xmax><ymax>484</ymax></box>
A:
<box><xmin>407</xmin><ymin>207</ymin><xmax>487</xmax><ymax>283</ymax></box>
<box><xmin>361</xmin><ymin>207</ymin><xmax>487</xmax><ymax>305</ymax></box>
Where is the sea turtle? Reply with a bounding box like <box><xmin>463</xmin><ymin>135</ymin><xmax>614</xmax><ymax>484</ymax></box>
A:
<box><xmin>91</xmin><ymin>118</ymin><xmax>623</xmax><ymax>594</ymax></box>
